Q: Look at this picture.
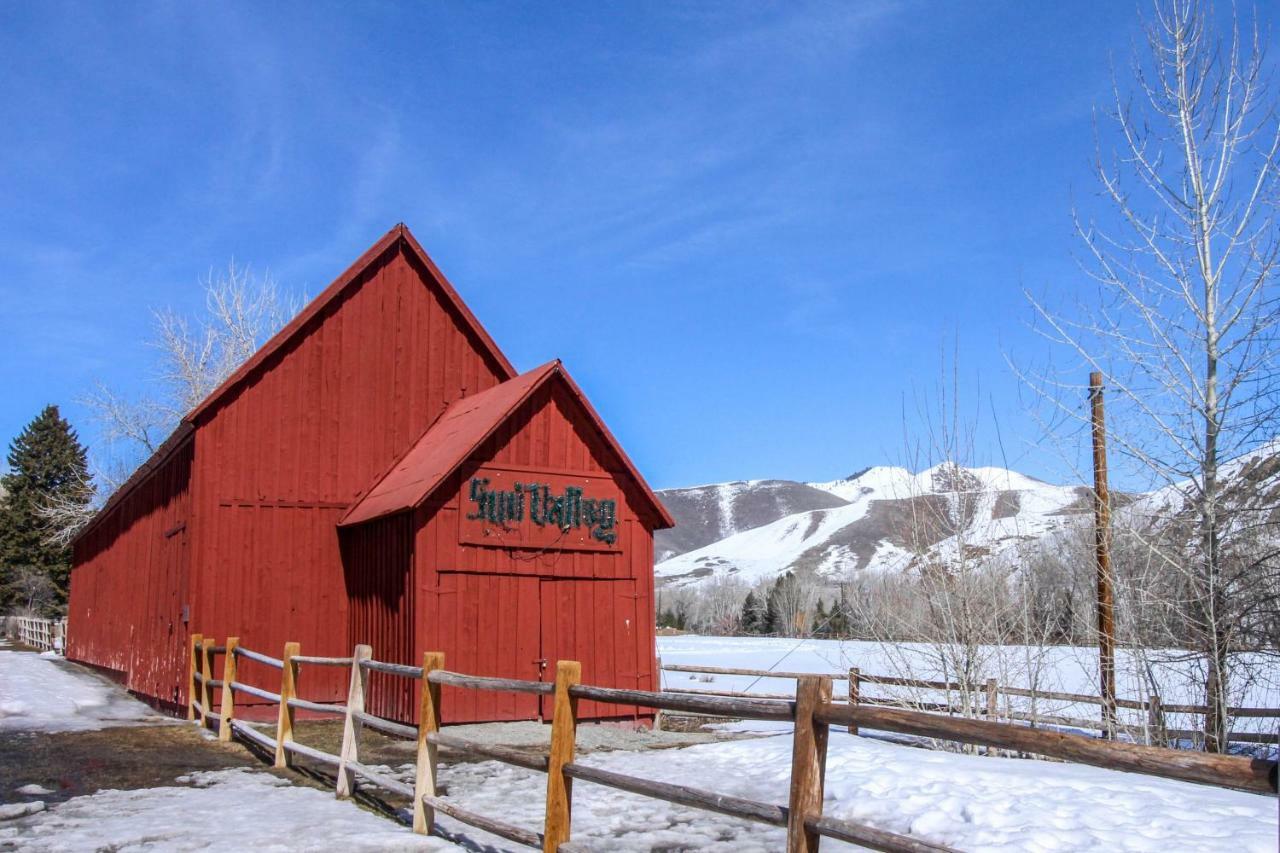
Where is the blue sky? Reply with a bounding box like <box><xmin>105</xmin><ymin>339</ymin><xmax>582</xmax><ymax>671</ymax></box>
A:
<box><xmin>0</xmin><ymin>2</ymin><xmax>1238</xmax><ymax>489</ymax></box>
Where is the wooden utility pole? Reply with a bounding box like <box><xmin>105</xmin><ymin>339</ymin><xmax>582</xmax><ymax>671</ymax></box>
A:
<box><xmin>1090</xmin><ymin>372</ymin><xmax>1117</xmax><ymax>738</ymax></box>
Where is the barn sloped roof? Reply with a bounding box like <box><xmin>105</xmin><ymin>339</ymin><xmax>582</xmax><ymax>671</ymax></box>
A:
<box><xmin>339</xmin><ymin>361</ymin><xmax>675</xmax><ymax>530</ymax></box>
<box><xmin>188</xmin><ymin>223</ymin><xmax>516</xmax><ymax>423</ymax></box>
<box><xmin>74</xmin><ymin>224</ymin><xmax>516</xmax><ymax>545</ymax></box>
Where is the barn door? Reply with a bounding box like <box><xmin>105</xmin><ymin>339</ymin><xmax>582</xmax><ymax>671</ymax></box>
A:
<box><xmin>428</xmin><ymin>572</ymin><xmax>542</xmax><ymax>724</ymax></box>
<box><xmin>539</xmin><ymin>578</ymin><xmax>641</xmax><ymax>720</ymax></box>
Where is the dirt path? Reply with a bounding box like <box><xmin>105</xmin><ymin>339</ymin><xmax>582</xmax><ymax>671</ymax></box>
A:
<box><xmin>2</xmin><ymin>712</ymin><xmax>732</xmax><ymax>811</ymax></box>
<box><xmin>0</xmin><ymin>725</ymin><xmax>258</xmax><ymax>805</ymax></box>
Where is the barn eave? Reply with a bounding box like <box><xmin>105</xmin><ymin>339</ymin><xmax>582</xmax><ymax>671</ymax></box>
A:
<box><xmin>339</xmin><ymin>361</ymin><xmax>674</xmax><ymax>530</ymax></box>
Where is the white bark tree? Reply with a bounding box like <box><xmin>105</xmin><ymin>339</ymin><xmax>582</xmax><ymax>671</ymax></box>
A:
<box><xmin>1025</xmin><ymin>0</ymin><xmax>1280</xmax><ymax>750</ymax></box>
<box><xmin>45</xmin><ymin>262</ymin><xmax>297</xmax><ymax>542</ymax></box>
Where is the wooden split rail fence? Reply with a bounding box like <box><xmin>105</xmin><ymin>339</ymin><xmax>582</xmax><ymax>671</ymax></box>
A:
<box><xmin>660</xmin><ymin>663</ymin><xmax>1280</xmax><ymax>747</ymax></box>
<box><xmin>188</xmin><ymin>633</ymin><xmax>1277</xmax><ymax>853</ymax></box>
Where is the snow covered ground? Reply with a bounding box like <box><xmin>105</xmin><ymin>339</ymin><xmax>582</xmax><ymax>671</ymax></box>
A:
<box><xmin>0</xmin><ymin>768</ymin><xmax>456</xmax><ymax>852</ymax></box>
<box><xmin>421</xmin><ymin>729</ymin><xmax>1278</xmax><ymax>852</ymax></box>
<box><xmin>2</xmin><ymin>640</ymin><xmax>1275</xmax><ymax>851</ymax></box>
<box><xmin>658</xmin><ymin>635</ymin><xmax>1280</xmax><ymax>739</ymax></box>
<box><xmin>0</xmin><ymin>646</ymin><xmax>168</xmax><ymax>732</ymax></box>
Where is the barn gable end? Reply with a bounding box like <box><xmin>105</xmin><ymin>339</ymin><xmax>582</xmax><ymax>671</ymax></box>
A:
<box><xmin>189</xmin><ymin>231</ymin><xmax>518</xmax><ymax>699</ymax></box>
<box><xmin>339</xmin><ymin>360</ymin><xmax>669</xmax><ymax>723</ymax></box>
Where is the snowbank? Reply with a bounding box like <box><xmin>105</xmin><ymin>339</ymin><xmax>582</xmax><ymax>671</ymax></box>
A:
<box><xmin>0</xmin><ymin>768</ymin><xmax>458</xmax><ymax>851</ymax></box>
<box><xmin>0</xmin><ymin>649</ymin><xmax>165</xmax><ymax>732</ymax></box>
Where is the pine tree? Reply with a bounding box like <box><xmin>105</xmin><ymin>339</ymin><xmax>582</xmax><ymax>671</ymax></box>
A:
<box><xmin>811</xmin><ymin>599</ymin><xmax>829</xmax><ymax>636</ymax></box>
<box><xmin>0</xmin><ymin>406</ymin><xmax>91</xmax><ymax>612</ymax></box>
<box><xmin>739</xmin><ymin>591</ymin><xmax>766</xmax><ymax>635</ymax></box>
<box><xmin>764</xmin><ymin>579</ymin><xmax>781</xmax><ymax>635</ymax></box>
<box><xmin>766</xmin><ymin>572</ymin><xmax>801</xmax><ymax>636</ymax></box>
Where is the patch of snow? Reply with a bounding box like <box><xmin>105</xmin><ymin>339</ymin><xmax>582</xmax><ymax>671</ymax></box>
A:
<box><xmin>657</xmin><ymin>496</ymin><xmax>879</xmax><ymax>586</ymax></box>
<box><xmin>0</xmin><ymin>650</ymin><xmax>166</xmax><ymax>732</ymax></box>
<box><xmin>0</xmin><ymin>802</ymin><xmax>45</xmax><ymax>821</ymax></box>
<box><xmin>15</xmin><ymin>784</ymin><xmax>55</xmax><ymax>796</ymax></box>
<box><xmin>0</xmin><ymin>768</ymin><xmax>457</xmax><ymax>851</ymax></box>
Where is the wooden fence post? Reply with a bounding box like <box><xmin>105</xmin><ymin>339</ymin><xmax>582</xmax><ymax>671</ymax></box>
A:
<box><xmin>847</xmin><ymin>667</ymin><xmax>859</xmax><ymax>736</ymax></box>
<box><xmin>788</xmin><ymin>674</ymin><xmax>831</xmax><ymax>853</ymax></box>
<box><xmin>218</xmin><ymin>637</ymin><xmax>239</xmax><ymax>742</ymax></box>
<box><xmin>413</xmin><ymin>651</ymin><xmax>445</xmax><ymax>835</ymax></box>
<box><xmin>188</xmin><ymin>633</ymin><xmax>203</xmax><ymax>721</ymax></box>
<box><xmin>985</xmin><ymin>678</ymin><xmax>999</xmax><ymax>756</ymax></box>
<box><xmin>654</xmin><ymin>656</ymin><xmax>663</xmax><ymax>732</ymax></box>
<box><xmin>337</xmin><ymin>644</ymin><xmax>372</xmax><ymax>798</ymax></box>
<box><xmin>543</xmin><ymin>660</ymin><xmax>581</xmax><ymax>853</ymax></box>
<box><xmin>199</xmin><ymin>638</ymin><xmax>214</xmax><ymax>729</ymax></box>
<box><xmin>274</xmin><ymin>641</ymin><xmax>301</xmax><ymax>769</ymax></box>
<box><xmin>1148</xmin><ymin>694</ymin><xmax>1166</xmax><ymax>747</ymax></box>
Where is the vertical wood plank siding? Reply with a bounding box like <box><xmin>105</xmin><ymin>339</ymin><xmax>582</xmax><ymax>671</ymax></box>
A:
<box><xmin>190</xmin><ymin>244</ymin><xmax>507</xmax><ymax>708</ymax></box>
<box><xmin>68</xmin><ymin>438</ymin><xmax>194</xmax><ymax>711</ymax></box>
<box><xmin>342</xmin><ymin>513</ymin><xmax>415</xmax><ymax>721</ymax></box>
<box><xmin>414</xmin><ymin>380</ymin><xmax>658</xmax><ymax>724</ymax></box>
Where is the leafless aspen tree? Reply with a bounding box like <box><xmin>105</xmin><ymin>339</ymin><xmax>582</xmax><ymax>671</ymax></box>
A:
<box><xmin>1025</xmin><ymin>0</ymin><xmax>1280</xmax><ymax>750</ymax></box>
<box><xmin>47</xmin><ymin>262</ymin><xmax>298</xmax><ymax>542</ymax></box>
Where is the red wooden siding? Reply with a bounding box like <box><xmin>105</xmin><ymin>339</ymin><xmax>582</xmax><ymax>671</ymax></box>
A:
<box><xmin>341</xmin><ymin>513</ymin><xmax>416</xmax><ymax>721</ymax></box>
<box><xmin>421</xmin><ymin>572</ymin><xmax>541</xmax><ymax>723</ymax></box>
<box><xmin>188</xmin><ymin>241</ymin><xmax>509</xmax><ymax>707</ymax></box>
<box><xmin>539</xmin><ymin>578</ymin><xmax>642</xmax><ymax>719</ymax></box>
<box><xmin>413</xmin><ymin>378</ymin><xmax>658</xmax><ymax>723</ymax></box>
<box><xmin>68</xmin><ymin>437</ymin><xmax>194</xmax><ymax>710</ymax></box>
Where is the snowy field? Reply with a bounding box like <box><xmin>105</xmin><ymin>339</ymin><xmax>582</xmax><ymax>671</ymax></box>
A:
<box><xmin>420</xmin><ymin>730</ymin><xmax>1279</xmax><ymax>852</ymax></box>
<box><xmin>658</xmin><ymin>635</ymin><xmax>1280</xmax><ymax>740</ymax></box>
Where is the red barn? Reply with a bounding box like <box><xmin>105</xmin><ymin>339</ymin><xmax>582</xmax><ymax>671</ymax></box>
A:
<box><xmin>68</xmin><ymin>224</ymin><xmax>673</xmax><ymax>724</ymax></box>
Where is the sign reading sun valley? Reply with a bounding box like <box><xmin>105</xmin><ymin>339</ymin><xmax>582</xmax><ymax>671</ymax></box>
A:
<box><xmin>458</xmin><ymin>467</ymin><xmax>622</xmax><ymax>552</ymax></box>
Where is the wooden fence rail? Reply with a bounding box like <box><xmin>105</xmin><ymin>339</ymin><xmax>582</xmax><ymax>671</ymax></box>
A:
<box><xmin>659</xmin><ymin>662</ymin><xmax>1280</xmax><ymax>747</ymax></box>
<box><xmin>187</xmin><ymin>632</ymin><xmax>1277</xmax><ymax>852</ymax></box>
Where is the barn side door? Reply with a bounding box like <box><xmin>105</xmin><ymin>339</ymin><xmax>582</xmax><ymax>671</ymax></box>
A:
<box><xmin>538</xmin><ymin>578</ymin><xmax>641</xmax><ymax>720</ymax></box>
<box><xmin>428</xmin><ymin>572</ymin><xmax>542</xmax><ymax>724</ymax></box>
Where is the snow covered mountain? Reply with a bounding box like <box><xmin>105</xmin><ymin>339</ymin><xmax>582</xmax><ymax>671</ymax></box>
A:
<box><xmin>653</xmin><ymin>479</ymin><xmax>848</xmax><ymax>563</ymax></box>
<box><xmin>656</xmin><ymin>443</ymin><xmax>1280</xmax><ymax>589</ymax></box>
<box><xmin>655</xmin><ymin>463</ymin><xmax>1094</xmax><ymax>588</ymax></box>
<box><xmin>1118</xmin><ymin>438</ymin><xmax>1280</xmax><ymax>541</ymax></box>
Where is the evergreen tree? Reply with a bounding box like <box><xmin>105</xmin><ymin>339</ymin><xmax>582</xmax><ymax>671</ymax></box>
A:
<box><xmin>739</xmin><ymin>591</ymin><xmax>766</xmax><ymax>635</ymax></box>
<box><xmin>766</xmin><ymin>572</ymin><xmax>801</xmax><ymax>636</ymax></box>
<box><xmin>0</xmin><ymin>406</ymin><xmax>90</xmax><ymax>612</ymax></box>
<box><xmin>826</xmin><ymin>593</ymin><xmax>851</xmax><ymax>638</ymax></box>
<box><xmin>811</xmin><ymin>599</ymin><xmax>829</xmax><ymax>636</ymax></box>
<box><xmin>764</xmin><ymin>579</ymin><xmax>781</xmax><ymax>635</ymax></box>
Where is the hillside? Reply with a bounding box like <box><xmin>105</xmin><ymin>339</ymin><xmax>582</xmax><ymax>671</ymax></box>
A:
<box><xmin>656</xmin><ymin>445</ymin><xmax>1280</xmax><ymax>590</ymax></box>
<box><xmin>654</xmin><ymin>479</ymin><xmax>849</xmax><ymax>563</ymax></box>
<box><xmin>656</xmin><ymin>463</ymin><xmax>1092</xmax><ymax>587</ymax></box>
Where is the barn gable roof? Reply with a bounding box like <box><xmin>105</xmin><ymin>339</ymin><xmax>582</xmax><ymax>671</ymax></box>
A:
<box><xmin>339</xmin><ymin>361</ymin><xmax>675</xmax><ymax>530</ymax></box>
<box><xmin>189</xmin><ymin>223</ymin><xmax>517</xmax><ymax>424</ymax></box>
<box><xmin>73</xmin><ymin>224</ymin><xmax>517</xmax><ymax>545</ymax></box>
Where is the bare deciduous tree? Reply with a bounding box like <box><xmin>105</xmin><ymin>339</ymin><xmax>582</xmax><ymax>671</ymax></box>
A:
<box><xmin>47</xmin><ymin>262</ymin><xmax>298</xmax><ymax>543</ymax></box>
<box><xmin>1024</xmin><ymin>0</ymin><xmax>1280</xmax><ymax>750</ymax></box>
